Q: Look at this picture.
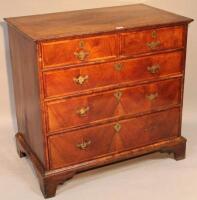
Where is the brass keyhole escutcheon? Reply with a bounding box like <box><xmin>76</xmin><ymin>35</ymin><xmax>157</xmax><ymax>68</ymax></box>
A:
<box><xmin>114</xmin><ymin>123</ymin><xmax>122</xmax><ymax>133</ymax></box>
<box><xmin>79</xmin><ymin>40</ymin><xmax>85</xmax><ymax>48</ymax></box>
<box><xmin>114</xmin><ymin>91</ymin><xmax>122</xmax><ymax>102</ymax></box>
<box><xmin>114</xmin><ymin>63</ymin><xmax>123</xmax><ymax>72</ymax></box>
<box><xmin>151</xmin><ymin>31</ymin><xmax>157</xmax><ymax>39</ymax></box>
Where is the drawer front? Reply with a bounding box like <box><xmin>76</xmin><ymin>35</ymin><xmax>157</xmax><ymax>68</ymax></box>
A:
<box><xmin>43</xmin><ymin>51</ymin><xmax>183</xmax><ymax>99</ymax></box>
<box><xmin>121</xmin><ymin>26</ymin><xmax>184</xmax><ymax>56</ymax></box>
<box><xmin>48</xmin><ymin>108</ymin><xmax>180</xmax><ymax>169</ymax></box>
<box><xmin>46</xmin><ymin>78</ymin><xmax>181</xmax><ymax>133</ymax></box>
<box><xmin>41</xmin><ymin>34</ymin><xmax>118</xmax><ymax>68</ymax></box>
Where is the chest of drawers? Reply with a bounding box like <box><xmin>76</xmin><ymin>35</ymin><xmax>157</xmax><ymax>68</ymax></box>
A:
<box><xmin>5</xmin><ymin>4</ymin><xmax>193</xmax><ymax>198</ymax></box>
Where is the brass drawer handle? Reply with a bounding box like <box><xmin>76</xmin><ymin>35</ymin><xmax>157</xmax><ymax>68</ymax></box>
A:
<box><xmin>77</xmin><ymin>140</ymin><xmax>91</xmax><ymax>150</ymax></box>
<box><xmin>74</xmin><ymin>50</ymin><xmax>89</xmax><ymax>61</ymax></box>
<box><xmin>114</xmin><ymin>63</ymin><xmax>123</xmax><ymax>71</ymax></box>
<box><xmin>147</xmin><ymin>64</ymin><xmax>160</xmax><ymax>74</ymax></box>
<box><xmin>146</xmin><ymin>93</ymin><xmax>158</xmax><ymax>101</ymax></box>
<box><xmin>147</xmin><ymin>41</ymin><xmax>161</xmax><ymax>49</ymax></box>
<box><xmin>73</xmin><ymin>75</ymin><xmax>88</xmax><ymax>85</ymax></box>
<box><xmin>76</xmin><ymin>106</ymin><xmax>90</xmax><ymax>117</ymax></box>
<box><xmin>114</xmin><ymin>123</ymin><xmax>121</xmax><ymax>133</ymax></box>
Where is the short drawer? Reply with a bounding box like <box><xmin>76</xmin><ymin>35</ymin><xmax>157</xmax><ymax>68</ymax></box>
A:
<box><xmin>40</xmin><ymin>34</ymin><xmax>118</xmax><ymax>68</ymax></box>
<box><xmin>48</xmin><ymin>108</ymin><xmax>180</xmax><ymax>169</ymax></box>
<box><xmin>121</xmin><ymin>26</ymin><xmax>184</xmax><ymax>56</ymax></box>
<box><xmin>43</xmin><ymin>51</ymin><xmax>183</xmax><ymax>99</ymax></box>
<box><xmin>46</xmin><ymin>78</ymin><xmax>181</xmax><ymax>133</ymax></box>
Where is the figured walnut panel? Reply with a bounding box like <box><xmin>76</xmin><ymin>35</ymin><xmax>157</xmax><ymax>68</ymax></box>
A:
<box><xmin>48</xmin><ymin>108</ymin><xmax>180</xmax><ymax>169</ymax></box>
<box><xmin>121</xmin><ymin>26</ymin><xmax>184</xmax><ymax>56</ymax></box>
<box><xmin>41</xmin><ymin>34</ymin><xmax>118</xmax><ymax>68</ymax></box>
<box><xmin>43</xmin><ymin>51</ymin><xmax>183</xmax><ymax>99</ymax></box>
<box><xmin>46</xmin><ymin>78</ymin><xmax>181</xmax><ymax>133</ymax></box>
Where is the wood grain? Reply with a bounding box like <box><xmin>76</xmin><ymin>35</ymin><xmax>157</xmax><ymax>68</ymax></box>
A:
<box><xmin>43</xmin><ymin>51</ymin><xmax>183</xmax><ymax>99</ymax></box>
<box><xmin>48</xmin><ymin>108</ymin><xmax>180</xmax><ymax>169</ymax></box>
<box><xmin>121</xmin><ymin>26</ymin><xmax>184</xmax><ymax>56</ymax></box>
<box><xmin>41</xmin><ymin>34</ymin><xmax>118</xmax><ymax>68</ymax></box>
<box><xmin>46</xmin><ymin>78</ymin><xmax>181</xmax><ymax>133</ymax></box>
<box><xmin>8</xmin><ymin>25</ymin><xmax>46</xmax><ymax>166</ymax></box>
<box><xmin>4</xmin><ymin>4</ymin><xmax>193</xmax><ymax>41</ymax></box>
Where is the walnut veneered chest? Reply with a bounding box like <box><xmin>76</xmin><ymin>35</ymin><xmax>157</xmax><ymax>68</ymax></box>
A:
<box><xmin>5</xmin><ymin>4</ymin><xmax>193</xmax><ymax>198</ymax></box>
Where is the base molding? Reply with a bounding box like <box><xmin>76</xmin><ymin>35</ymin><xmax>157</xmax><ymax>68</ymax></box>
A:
<box><xmin>16</xmin><ymin>132</ymin><xmax>186</xmax><ymax>198</ymax></box>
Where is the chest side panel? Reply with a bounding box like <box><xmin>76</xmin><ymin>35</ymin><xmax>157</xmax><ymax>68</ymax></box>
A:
<box><xmin>8</xmin><ymin>26</ymin><xmax>46</xmax><ymax>167</ymax></box>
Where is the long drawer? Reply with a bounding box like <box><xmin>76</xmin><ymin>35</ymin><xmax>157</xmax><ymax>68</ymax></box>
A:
<box><xmin>121</xmin><ymin>26</ymin><xmax>184</xmax><ymax>56</ymax></box>
<box><xmin>48</xmin><ymin>108</ymin><xmax>180</xmax><ymax>169</ymax></box>
<box><xmin>43</xmin><ymin>51</ymin><xmax>183</xmax><ymax>99</ymax></box>
<box><xmin>46</xmin><ymin>78</ymin><xmax>181</xmax><ymax>133</ymax></box>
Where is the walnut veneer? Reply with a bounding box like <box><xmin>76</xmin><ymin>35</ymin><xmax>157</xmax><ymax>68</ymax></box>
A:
<box><xmin>5</xmin><ymin>4</ymin><xmax>193</xmax><ymax>198</ymax></box>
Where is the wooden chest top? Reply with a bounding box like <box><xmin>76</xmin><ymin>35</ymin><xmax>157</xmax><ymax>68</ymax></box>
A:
<box><xmin>5</xmin><ymin>4</ymin><xmax>193</xmax><ymax>41</ymax></box>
